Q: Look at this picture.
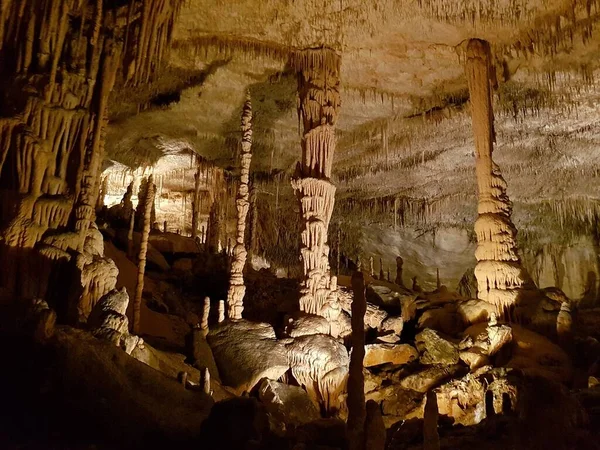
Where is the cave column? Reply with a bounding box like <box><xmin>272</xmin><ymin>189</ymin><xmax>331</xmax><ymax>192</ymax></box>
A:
<box><xmin>291</xmin><ymin>48</ymin><xmax>341</xmax><ymax>316</ymax></box>
<box><xmin>227</xmin><ymin>93</ymin><xmax>253</xmax><ymax>320</ymax></box>
<box><xmin>464</xmin><ymin>39</ymin><xmax>529</xmax><ymax>319</ymax></box>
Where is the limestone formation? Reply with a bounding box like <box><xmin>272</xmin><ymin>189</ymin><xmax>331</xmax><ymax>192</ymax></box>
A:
<box><xmin>286</xmin><ymin>333</ymin><xmax>349</xmax><ymax>414</ymax></box>
<box><xmin>464</xmin><ymin>39</ymin><xmax>530</xmax><ymax>320</ymax></box>
<box><xmin>201</xmin><ymin>297</ymin><xmax>210</xmax><ymax>336</ymax></box>
<box><xmin>363</xmin><ymin>343</ymin><xmax>419</xmax><ymax>367</ymax></box>
<box><xmin>227</xmin><ymin>94</ymin><xmax>253</xmax><ymax>320</ymax></box>
<box><xmin>395</xmin><ymin>256</ymin><xmax>405</xmax><ymax>287</ymax></box>
<box><xmin>133</xmin><ymin>175</ymin><xmax>155</xmax><ymax>334</ymax></box>
<box><xmin>89</xmin><ymin>288</ymin><xmax>144</xmax><ymax>355</ymax></box>
<box><xmin>348</xmin><ymin>272</ymin><xmax>367</xmax><ymax>450</ymax></box>
<box><xmin>423</xmin><ymin>390</ymin><xmax>440</xmax><ymax>450</ymax></box>
<box><xmin>291</xmin><ymin>48</ymin><xmax>341</xmax><ymax>317</ymax></box>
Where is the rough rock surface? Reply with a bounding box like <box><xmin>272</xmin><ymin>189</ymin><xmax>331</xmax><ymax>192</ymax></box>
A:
<box><xmin>416</xmin><ymin>329</ymin><xmax>460</xmax><ymax>365</ymax></box>
<box><xmin>363</xmin><ymin>343</ymin><xmax>418</xmax><ymax>367</ymax></box>
<box><xmin>257</xmin><ymin>378</ymin><xmax>320</xmax><ymax>434</ymax></box>
<box><xmin>207</xmin><ymin>320</ymin><xmax>288</xmax><ymax>394</ymax></box>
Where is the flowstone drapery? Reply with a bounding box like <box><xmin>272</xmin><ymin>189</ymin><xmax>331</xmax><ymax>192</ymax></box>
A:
<box><xmin>464</xmin><ymin>39</ymin><xmax>530</xmax><ymax>320</ymax></box>
<box><xmin>291</xmin><ymin>48</ymin><xmax>341</xmax><ymax>317</ymax></box>
<box><xmin>227</xmin><ymin>94</ymin><xmax>253</xmax><ymax>320</ymax></box>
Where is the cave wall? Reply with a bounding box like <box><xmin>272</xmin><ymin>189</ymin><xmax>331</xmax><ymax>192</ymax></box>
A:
<box><xmin>360</xmin><ymin>224</ymin><xmax>600</xmax><ymax>305</ymax></box>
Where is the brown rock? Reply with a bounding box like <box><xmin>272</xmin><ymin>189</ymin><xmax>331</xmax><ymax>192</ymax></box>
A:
<box><xmin>416</xmin><ymin>329</ymin><xmax>459</xmax><ymax>365</ymax></box>
<box><xmin>364</xmin><ymin>343</ymin><xmax>418</xmax><ymax>367</ymax></box>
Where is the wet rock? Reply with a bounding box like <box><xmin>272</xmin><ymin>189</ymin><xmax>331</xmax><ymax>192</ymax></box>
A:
<box><xmin>416</xmin><ymin>329</ymin><xmax>459</xmax><ymax>365</ymax></box>
<box><xmin>364</xmin><ymin>343</ymin><xmax>418</xmax><ymax>367</ymax></box>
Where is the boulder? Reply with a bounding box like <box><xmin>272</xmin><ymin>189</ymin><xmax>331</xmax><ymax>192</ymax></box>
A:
<box><xmin>172</xmin><ymin>257</ymin><xmax>193</xmax><ymax>273</ymax></box>
<box><xmin>286</xmin><ymin>334</ymin><xmax>349</xmax><ymax>413</ymax></box>
<box><xmin>463</xmin><ymin>323</ymin><xmax>573</xmax><ymax>383</ymax></box>
<box><xmin>381</xmin><ymin>315</ymin><xmax>404</xmax><ymax>336</ymax></box>
<box><xmin>365</xmin><ymin>303</ymin><xmax>389</xmax><ymax>330</ymax></box>
<box><xmin>363</xmin><ymin>343</ymin><xmax>418</xmax><ymax>367</ymax></box>
<box><xmin>284</xmin><ymin>312</ymin><xmax>330</xmax><ymax>338</ymax></box>
<box><xmin>257</xmin><ymin>378</ymin><xmax>320</xmax><ymax>435</ymax></box>
<box><xmin>399</xmin><ymin>364</ymin><xmax>465</xmax><ymax>393</ymax></box>
<box><xmin>149</xmin><ymin>232</ymin><xmax>200</xmax><ymax>254</ymax></box>
<box><xmin>417</xmin><ymin>303</ymin><xmax>464</xmax><ymax>335</ymax></box>
<box><xmin>416</xmin><ymin>329</ymin><xmax>459</xmax><ymax>365</ymax></box>
<box><xmin>207</xmin><ymin>320</ymin><xmax>289</xmax><ymax>394</ymax></box>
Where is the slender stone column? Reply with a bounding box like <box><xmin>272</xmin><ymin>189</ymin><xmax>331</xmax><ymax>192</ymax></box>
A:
<box><xmin>348</xmin><ymin>271</ymin><xmax>367</xmax><ymax>450</ymax></box>
<box><xmin>191</xmin><ymin>163</ymin><xmax>202</xmax><ymax>240</ymax></box>
<box><xmin>227</xmin><ymin>93</ymin><xmax>253</xmax><ymax>320</ymax></box>
<box><xmin>133</xmin><ymin>175</ymin><xmax>155</xmax><ymax>334</ymax></box>
<box><xmin>291</xmin><ymin>48</ymin><xmax>341</xmax><ymax>316</ymax></box>
<box><xmin>464</xmin><ymin>39</ymin><xmax>529</xmax><ymax>319</ymax></box>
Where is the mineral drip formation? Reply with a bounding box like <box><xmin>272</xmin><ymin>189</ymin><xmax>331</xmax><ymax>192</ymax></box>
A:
<box><xmin>291</xmin><ymin>48</ymin><xmax>341</xmax><ymax>316</ymax></box>
<box><xmin>226</xmin><ymin>94</ymin><xmax>253</xmax><ymax>320</ymax></box>
<box><xmin>0</xmin><ymin>0</ymin><xmax>182</xmax><ymax>304</ymax></box>
<box><xmin>464</xmin><ymin>39</ymin><xmax>530</xmax><ymax>319</ymax></box>
<box><xmin>133</xmin><ymin>175</ymin><xmax>155</xmax><ymax>334</ymax></box>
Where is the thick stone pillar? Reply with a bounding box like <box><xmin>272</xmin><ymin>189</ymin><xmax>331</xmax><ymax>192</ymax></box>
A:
<box><xmin>291</xmin><ymin>48</ymin><xmax>341</xmax><ymax>316</ymax></box>
<box><xmin>227</xmin><ymin>93</ymin><xmax>253</xmax><ymax>320</ymax></box>
<box><xmin>464</xmin><ymin>39</ymin><xmax>529</xmax><ymax>319</ymax></box>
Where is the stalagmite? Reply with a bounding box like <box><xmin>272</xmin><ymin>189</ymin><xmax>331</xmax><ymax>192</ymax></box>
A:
<box><xmin>423</xmin><ymin>390</ymin><xmax>440</xmax><ymax>450</ymax></box>
<box><xmin>291</xmin><ymin>48</ymin><xmax>341</xmax><ymax>317</ymax></box>
<box><xmin>127</xmin><ymin>210</ymin><xmax>135</xmax><ymax>259</ymax></box>
<box><xmin>192</xmin><ymin>163</ymin><xmax>202</xmax><ymax>239</ymax></box>
<box><xmin>379</xmin><ymin>258</ymin><xmax>384</xmax><ymax>281</ymax></box>
<box><xmin>227</xmin><ymin>94</ymin><xmax>253</xmax><ymax>320</ymax></box>
<box><xmin>348</xmin><ymin>271</ymin><xmax>367</xmax><ymax>450</ymax></box>
<box><xmin>218</xmin><ymin>300</ymin><xmax>225</xmax><ymax>323</ymax></box>
<box><xmin>202</xmin><ymin>367</ymin><xmax>212</xmax><ymax>396</ymax></box>
<box><xmin>395</xmin><ymin>256</ymin><xmax>405</xmax><ymax>287</ymax></box>
<box><xmin>132</xmin><ymin>176</ymin><xmax>155</xmax><ymax>335</ymax></box>
<box><xmin>464</xmin><ymin>39</ymin><xmax>529</xmax><ymax>320</ymax></box>
<box><xmin>369</xmin><ymin>256</ymin><xmax>375</xmax><ymax>278</ymax></box>
<box><xmin>201</xmin><ymin>296</ymin><xmax>210</xmax><ymax>336</ymax></box>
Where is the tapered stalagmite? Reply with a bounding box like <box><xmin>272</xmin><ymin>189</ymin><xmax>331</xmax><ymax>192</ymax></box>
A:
<box><xmin>348</xmin><ymin>271</ymin><xmax>367</xmax><ymax>450</ymax></box>
<box><xmin>291</xmin><ymin>48</ymin><xmax>341</xmax><ymax>316</ymax></box>
<box><xmin>133</xmin><ymin>176</ymin><xmax>155</xmax><ymax>334</ymax></box>
<box><xmin>192</xmin><ymin>162</ymin><xmax>202</xmax><ymax>240</ymax></box>
<box><xmin>227</xmin><ymin>94</ymin><xmax>253</xmax><ymax>320</ymax></box>
<box><xmin>464</xmin><ymin>39</ymin><xmax>529</xmax><ymax>319</ymax></box>
<box><xmin>395</xmin><ymin>256</ymin><xmax>404</xmax><ymax>287</ymax></box>
<box><xmin>423</xmin><ymin>390</ymin><xmax>440</xmax><ymax>450</ymax></box>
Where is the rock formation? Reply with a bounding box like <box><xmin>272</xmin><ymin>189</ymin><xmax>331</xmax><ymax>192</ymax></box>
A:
<box><xmin>133</xmin><ymin>175</ymin><xmax>155</xmax><ymax>334</ymax></box>
<box><xmin>227</xmin><ymin>93</ymin><xmax>253</xmax><ymax>320</ymax></box>
<box><xmin>348</xmin><ymin>271</ymin><xmax>367</xmax><ymax>450</ymax></box>
<box><xmin>291</xmin><ymin>48</ymin><xmax>341</xmax><ymax>317</ymax></box>
<box><xmin>464</xmin><ymin>39</ymin><xmax>530</xmax><ymax>320</ymax></box>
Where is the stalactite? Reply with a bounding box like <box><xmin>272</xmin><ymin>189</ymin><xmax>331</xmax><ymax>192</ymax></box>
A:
<box><xmin>291</xmin><ymin>47</ymin><xmax>341</xmax><ymax>317</ymax></box>
<box><xmin>423</xmin><ymin>390</ymin><xmax>440</xmax><ymax>450</ymax></box>
<box><xmin>132</xmin><ymin>175</ymin><xmax>155</xmax><ymax>335</ymax></box>
<box><xmin>464</xmin><ymin>39</ymin><xmax>530</xmax><ymax>320</ymax></box>
<box><xmin>227</xmin><ymin>93</ymin><xmax>253</xmax><ymax>320</ymax></box>
<box><xmin>348</xmin><ymin>271</ymin><xmax>367</xmax><ymax>450</ymax></box>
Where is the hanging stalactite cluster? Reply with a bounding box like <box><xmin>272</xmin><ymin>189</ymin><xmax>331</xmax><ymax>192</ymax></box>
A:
<box><xmin>0</xmin><ymin>0</ymin><xmax>183</xmax><ymax>308</ymax></box>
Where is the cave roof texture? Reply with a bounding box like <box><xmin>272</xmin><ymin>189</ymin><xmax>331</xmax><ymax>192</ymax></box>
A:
<box><xmin>107</xmin><ymin>0</ymin><xmax>600</xmax><ymax>245</ymax></box>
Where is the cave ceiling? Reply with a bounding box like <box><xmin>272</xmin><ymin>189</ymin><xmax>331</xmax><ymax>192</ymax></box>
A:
<box><xmin>106</xmin><ymin>0</ymin><xmax>600</xmax><ymax>238</ymax></box>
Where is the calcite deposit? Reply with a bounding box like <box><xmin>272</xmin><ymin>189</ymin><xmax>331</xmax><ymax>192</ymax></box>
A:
<box><xmin>3</xmin><ymin>1</ymin><xmax>600</xmax><ymax>450</ymax></box>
